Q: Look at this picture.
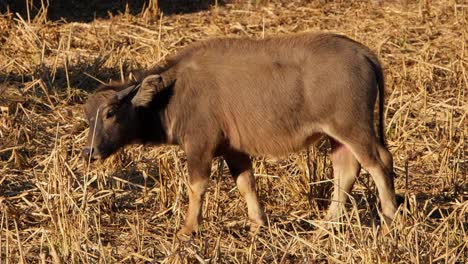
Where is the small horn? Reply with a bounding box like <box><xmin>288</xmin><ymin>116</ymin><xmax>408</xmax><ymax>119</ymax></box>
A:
<box><xmin>117</xmin><ymin>84</ymin><xmax>140</xmax><ymax>100</ymax></box>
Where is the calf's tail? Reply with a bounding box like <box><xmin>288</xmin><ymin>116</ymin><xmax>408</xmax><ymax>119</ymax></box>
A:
<box><xmin>366</xmin><ymin>55</ymin><xmax>386</xmax><ymax>147</ymax></box>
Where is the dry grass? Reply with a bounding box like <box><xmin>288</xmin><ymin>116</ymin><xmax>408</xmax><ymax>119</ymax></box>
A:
<box><xmin>0</xmin><ymin>0</ymin><xmax>466</xmax><ymax>263</ymax></box>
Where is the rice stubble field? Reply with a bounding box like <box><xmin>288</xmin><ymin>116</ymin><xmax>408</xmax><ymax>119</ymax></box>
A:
<box><xmin>0</xmin><ymin>0</ymin><xmax>466</xmax><ymax>263</ymax></box>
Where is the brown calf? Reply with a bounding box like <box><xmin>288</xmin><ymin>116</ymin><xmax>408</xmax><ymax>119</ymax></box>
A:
<box><xmin>83</xmin><ymin>32</ymin><xmax>398</xmax><ymax>239</ymax></box>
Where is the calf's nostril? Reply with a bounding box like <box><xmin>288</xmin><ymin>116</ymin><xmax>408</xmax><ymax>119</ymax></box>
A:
<box><xmin>82</xmin><ymin>147</ymin><xmax>94</xmax><ymax>159</ymax></box>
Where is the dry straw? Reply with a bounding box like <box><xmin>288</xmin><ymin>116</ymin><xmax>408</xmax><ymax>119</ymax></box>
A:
<box><xmin>0</xmin><ymin>0</ymin><xmax>466</xmax><ymax>263</ymax></box>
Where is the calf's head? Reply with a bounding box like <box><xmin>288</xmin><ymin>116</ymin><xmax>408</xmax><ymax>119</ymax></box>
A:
<box><xmin>82</xmin><ymin>75</ymin><xmax>167</xmax><ymax>161</ymax></box>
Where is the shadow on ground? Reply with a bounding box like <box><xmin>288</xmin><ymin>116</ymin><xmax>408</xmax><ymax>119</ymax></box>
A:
<box><xmin>0</xmin><ymin>0</ymin><xmax>222</xmax><ymax>22</ymax></box>
<box><xmin>0</xmin><ymin>54</ymin><xmax>127</xmax><ymax>97</ymax></box>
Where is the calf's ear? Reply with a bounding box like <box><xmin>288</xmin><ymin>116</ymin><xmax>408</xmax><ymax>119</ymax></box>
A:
<box><xmin>131</xmin><ymin>74</ymin><xmax>165</xmax><ymax>107</ymax></box>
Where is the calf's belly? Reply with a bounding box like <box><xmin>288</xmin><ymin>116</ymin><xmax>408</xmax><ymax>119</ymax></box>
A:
<box><xmin>229</xmin><ymin>128</ymin><xmax>324</xmax><ymax>156</ymax></box>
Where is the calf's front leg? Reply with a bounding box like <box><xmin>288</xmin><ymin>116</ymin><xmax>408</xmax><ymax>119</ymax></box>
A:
<box><xmin>224</xmin><ymin>151</ymin><xmax>267</xmax><ymax>232</ymax></box>
<box><xmin>177</xmin><ymin>151</ymin><xmax>212</xmax><ymax>240</ymax></box>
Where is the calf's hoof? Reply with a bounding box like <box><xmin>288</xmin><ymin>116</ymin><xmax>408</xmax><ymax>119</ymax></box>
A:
<box><xmin>312</xmin><ymin>219</ymin><xmax>340</xmax><ymax>239</ymax></box>
<box><xmin>313</xmin><ymin>227</ymin><xmax>332</xmax><ymax>240</ymax></box>
<box><xmin>249</xmin><ymin>221</ymin><xmax>264</xmax><ymax>234</ymax></box>
<box><xmin>380</xmin><ymin>223</ymin><xmax>392</xmax><ymax>236</ymax></box>
<box><xmin>249</xmin><ymin>213</ymin><xmax>267</xmax><ymax>234</ymax></box>
<box><xmin>379</xmin><ymin>215</ymin><xmax>394</xmax><ymax>236</ymax></box>
<box><xmin>176</xmin><ymin>226</ymin><xmax>197</xmax><ymax>241</ymax></box>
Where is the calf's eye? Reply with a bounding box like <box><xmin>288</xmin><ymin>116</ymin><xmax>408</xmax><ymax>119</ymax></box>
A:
<box><xmin>105</xmin><ymin>109</ymin><xmax>116</xmax><ymax>119</ymax></box>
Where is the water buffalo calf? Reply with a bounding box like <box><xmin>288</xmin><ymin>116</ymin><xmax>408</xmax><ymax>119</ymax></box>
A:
<box><xmin>83</xmin><ymin>32</ymin><xmax>398</xmax><ymax>239</ymax></box>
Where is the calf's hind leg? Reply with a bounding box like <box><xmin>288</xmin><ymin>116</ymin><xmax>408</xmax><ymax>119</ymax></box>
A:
<box><xmin>347</xmin><ymin>141</ymin><xmax>397</xmax><ymax>224</ymax></box>
<box><xmin>326</xmin><ymin>139</ymin><xmax>361</xmax><ymax>222</ymax></box>
<box><xmin>326</xmin><ymin>128</ymin><xmax>397</xmax><ymax>226</ymax></box>
<box><xmin>224</xmin><ymin>151</ymin><xmax>267</xmax><ymax>231</ymax></box>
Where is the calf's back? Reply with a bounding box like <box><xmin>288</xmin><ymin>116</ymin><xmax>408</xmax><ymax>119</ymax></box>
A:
<box><xmin>163</xmin><ymin>33</ymin><xmax>381</xmax><ymax>156</ymax></box>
